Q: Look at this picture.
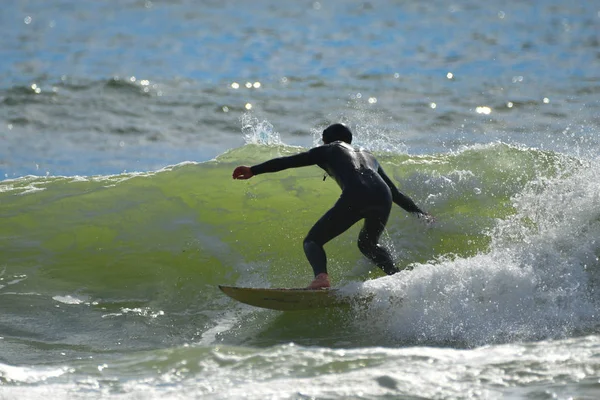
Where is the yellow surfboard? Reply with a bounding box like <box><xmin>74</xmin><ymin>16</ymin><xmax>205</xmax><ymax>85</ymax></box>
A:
<box><xmin>218</xmin><ymin>285</ymin><xmax>352</xmax><ymax>311</ymax></box>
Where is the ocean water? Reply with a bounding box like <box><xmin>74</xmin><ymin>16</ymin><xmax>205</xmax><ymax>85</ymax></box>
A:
<box><xmin>1</xmin><ymin>1</ymin><xmax>600</xmax><ymax>399</ymax></box>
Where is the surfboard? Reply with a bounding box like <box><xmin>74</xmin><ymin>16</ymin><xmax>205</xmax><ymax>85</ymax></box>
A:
<box><xmin>218</xmin><ymin>285</ymin><xmax>352</xmax><ymax>311</ymax></box>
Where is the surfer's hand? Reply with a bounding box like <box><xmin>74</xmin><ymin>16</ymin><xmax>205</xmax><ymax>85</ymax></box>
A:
<box><xmin>233</xmin><ymin>166</ymin><xmax>254</xmax><ymax>180</ymax></box>
<box><xmin>418</xmin><ymin>212</ymin><xmax>435</xmax><ymax>224</ymax></box>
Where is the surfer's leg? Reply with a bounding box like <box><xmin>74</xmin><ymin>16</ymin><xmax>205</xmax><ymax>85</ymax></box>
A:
<box><xmin>357</xmin><ymin>207</ymin><xmax>399</xmax><ymax>275</ymax></box>
<box><xmin>303</xmin><ymin>201</ymin><xmax>360</xmax><ymax>278</ymax></box>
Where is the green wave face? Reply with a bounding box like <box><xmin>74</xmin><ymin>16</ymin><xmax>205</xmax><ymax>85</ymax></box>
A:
<box><xmin>1</xmin><ymin>142</ymin><xmax>592</xmax><ymax>354</ymax></box>
<box><xmin>0</xmin><ymin>143</ymin><xmax>571</xmax><ymax>298</ymax></box>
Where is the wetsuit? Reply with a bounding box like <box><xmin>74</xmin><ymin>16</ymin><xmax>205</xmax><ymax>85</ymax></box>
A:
<box><xmin>250</xmin><ymin>141</ymin><xmax>425</xmax><ymax>276</ymax></box>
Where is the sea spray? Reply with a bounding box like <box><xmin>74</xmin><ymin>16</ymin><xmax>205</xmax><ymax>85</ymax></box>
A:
<box><xmin>347</xmin><ymin>155</ymin><xmax>600</xmax><ymax>347</ymax></box>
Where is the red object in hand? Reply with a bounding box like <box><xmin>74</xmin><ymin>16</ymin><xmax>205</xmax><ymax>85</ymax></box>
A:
<box><xmin>232</xmin><ymin>166</ymin><xmax>254</xmax><ymax>179</ymax></box>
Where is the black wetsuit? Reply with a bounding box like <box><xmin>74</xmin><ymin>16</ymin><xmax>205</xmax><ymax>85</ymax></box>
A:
<box><xmin>250</xmin><ymin>141</ymin><xmax>425</xmax><ymax>276</ymax></box>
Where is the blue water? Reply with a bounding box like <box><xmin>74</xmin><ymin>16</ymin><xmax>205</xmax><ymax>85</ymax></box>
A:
<box><xmin>1</xmin><ymin>1</ymin><xmax>600</xmax><ymax>399</ymax></box>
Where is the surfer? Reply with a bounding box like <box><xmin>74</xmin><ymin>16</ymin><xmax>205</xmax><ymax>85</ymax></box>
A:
<box><xmin>232</xmin><ymin>123</ymin><xmax>432</xmax><ymax>289</ymax></box>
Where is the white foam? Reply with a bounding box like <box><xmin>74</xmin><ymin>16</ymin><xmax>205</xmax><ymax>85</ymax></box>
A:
<box><xmin>349</xmin><ymin>160</ymin><xmax>600</xmax><ymax>345</ymax></box>
<box><xmin>52</xmin><ymin>294</ymin><xmax>88</xmax><ymax>305</ymax></box>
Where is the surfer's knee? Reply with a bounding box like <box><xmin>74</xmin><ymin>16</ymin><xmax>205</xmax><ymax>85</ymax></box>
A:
<box><xmin>303</xmin><ymin>236</ymin><xmax>316</xmax><ymax>250</ymax></box>
<box><xmin>303</xmin><ymin>237</ymin><xmax>324</xmax><ymax>260</ymax></box>
<box><xmin>357</xmin><ymin>235</ymin><xmax>375</xmax><ymax>256</ymax></box>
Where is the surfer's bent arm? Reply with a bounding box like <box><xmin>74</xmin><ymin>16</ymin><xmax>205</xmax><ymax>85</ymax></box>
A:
<box><xmin>377</xmin><ymin>166</ymin><xmax>426</xmax><ymax>215</ymax></box>
<box><xmin>250</xmin><ymin>150</ymin><xmax>320</xmax><ymax>176</ymax></box>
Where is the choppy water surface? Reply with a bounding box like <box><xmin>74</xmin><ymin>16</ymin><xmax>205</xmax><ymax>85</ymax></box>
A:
<box><xmin>2</xmin><ymin>0</ymin><xmax>599</xmax><ymax>177</ymax></box>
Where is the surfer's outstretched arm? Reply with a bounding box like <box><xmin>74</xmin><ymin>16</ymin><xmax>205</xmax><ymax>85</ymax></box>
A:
<box><xmin>233</xmin><ymin>150</ymin><xmax>320</xmax><ymax>180</ymax></box>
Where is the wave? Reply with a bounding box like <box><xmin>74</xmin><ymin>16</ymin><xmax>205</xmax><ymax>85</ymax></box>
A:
<box><xmin>1</xmin><ymin>142</ymin><xmax>598</xmax><ymax>349</ymax></box>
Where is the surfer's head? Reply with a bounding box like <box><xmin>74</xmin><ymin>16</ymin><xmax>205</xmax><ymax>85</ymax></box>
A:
<box><xmin>322</xmin><ymin>123</ymin><xmax>352</xmax><ymax>144</ymax></box>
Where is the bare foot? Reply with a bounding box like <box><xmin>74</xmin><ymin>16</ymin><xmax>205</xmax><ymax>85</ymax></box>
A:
<box><xmin>307</xmin><ymin>273</ymin><xmax>330</xmax><ymax>289</ymax></box>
